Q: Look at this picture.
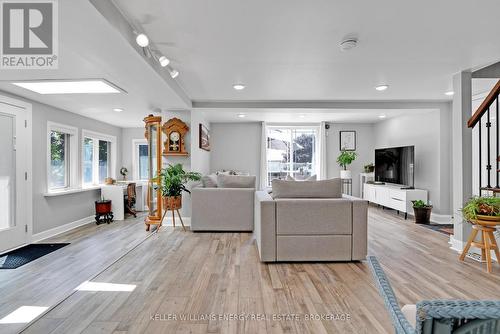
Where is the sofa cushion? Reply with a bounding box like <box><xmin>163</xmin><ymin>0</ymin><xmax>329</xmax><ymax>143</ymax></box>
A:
<box><xmin>276</xmin><ymin>199</ymin><xmax>352</xmax><ymax>234</ymax></box>
<box><xmin>272</xmin><ymin>178</ymin><xmax>341</xmax><ymax>198</ymax></box>
<box><xmin>201</xmin><ymin>174</ymin><xmax>218</xmax><ymax>188</ymax></box>
<box><xmin>217</xmin><ymin>174</ymin><xmax>256</xmax><ymax>188</ymax></box>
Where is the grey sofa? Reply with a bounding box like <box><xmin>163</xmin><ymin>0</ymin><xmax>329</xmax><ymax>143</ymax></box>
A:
<box><xmin>368</xmin><ymin>256</ymin><xmax>500</xmax><ymax>334</ymax></box>
<box><xmin>191</xmin><ymin>175</ymin><xmax>256</xmax><ymax>231</ymax></box>
<box><xmin>254</xmin><ymin>179</ymin><xmax>368</xmax><ymax>262</ymax></box>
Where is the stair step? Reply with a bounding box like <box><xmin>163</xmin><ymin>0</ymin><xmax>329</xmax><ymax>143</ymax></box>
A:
<box><xmin>480</xmin><ymin>187</ymin><xmax>500</xmax><ymax>193</ymax></box>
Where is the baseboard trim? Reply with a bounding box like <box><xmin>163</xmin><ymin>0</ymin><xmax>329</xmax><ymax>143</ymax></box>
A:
<box><xmin>31</xmin><ymin>215</ymin><xmax>94</xmax><ymax>243</ymax></box>
<box><xmin>430</xmin><ymin>213</ymin><xmax>453</xmax><ymax>225</ymax></box>
<box><xmin>449</xmin><ymin>234</ymin><xmax>464</xmax><ymax>253</ymax></box>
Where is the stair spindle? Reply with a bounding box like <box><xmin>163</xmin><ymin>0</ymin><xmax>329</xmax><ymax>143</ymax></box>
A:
<box><xmin>497</xmin><ymin>97</ymin><xmax>499</xmax><ymax>189</ymax></box>
<box><xmin>479</xmin><ymin>119</ymin><xmax>482</xmax><ymax>194</ymax></box>
<box><xmin>487</xmin><ymin>107</ymin><xmax>492</xmax><ymax>188</ymax></box>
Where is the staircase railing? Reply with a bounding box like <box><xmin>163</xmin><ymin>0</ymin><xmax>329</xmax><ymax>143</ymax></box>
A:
<box><xmin>468</xmin><ymin>80</ymin><xmax>500</xmax><ymax>194</ymax></box>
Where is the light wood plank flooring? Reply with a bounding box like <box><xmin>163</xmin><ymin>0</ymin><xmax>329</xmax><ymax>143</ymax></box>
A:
<box><xmin>3</xmin><ymin>207</ymin><xmax>500</xmax><ymax>334</ymax></box>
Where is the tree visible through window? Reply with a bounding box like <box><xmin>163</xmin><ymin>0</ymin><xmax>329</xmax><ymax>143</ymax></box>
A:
<box><xmin>266</xmin><ymin>127</ymin><xmax>318</xmax><ymax>186</ymax></box>
<box><xmin>49</xmin><ymin>131</ymin><xmax>68</xmax><ymax>189</ymax></box>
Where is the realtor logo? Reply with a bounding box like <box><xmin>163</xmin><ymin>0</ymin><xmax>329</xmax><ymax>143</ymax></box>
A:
<box><xmin>1</xmin><ymin>0</ymin><xmax>58</xmax><ymax>69</ymax></box>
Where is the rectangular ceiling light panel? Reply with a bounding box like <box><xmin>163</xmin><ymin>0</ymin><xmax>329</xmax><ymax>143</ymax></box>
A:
<box><xmin>12</xmin><ymin>80</ymin><xmax>121</xmax><ymax>94</ymax></box>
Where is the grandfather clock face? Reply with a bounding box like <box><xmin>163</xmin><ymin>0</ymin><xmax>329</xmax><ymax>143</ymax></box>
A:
<box><xmin>169</xmin><ymin>131</ymin><xmax>180</xmax><ymax>151</ymax></box>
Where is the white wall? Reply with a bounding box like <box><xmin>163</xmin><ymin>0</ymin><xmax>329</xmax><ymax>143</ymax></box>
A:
<box><xmin>326</xmin><ymin>123</ymin><xmax>375</xmax><ymax>198</ymax></box>
<box><xmin>374</xmin><ymin>109</ymin><xmax>452</xmax><ymax>214</ymax></box>
<box><xmin>210</xmin><ymin>122</ymin><xmax>262</xmax><ymax>178</ymax></box>
<box><xmin>121</xmin><ymin>127</ymin><xmax>146</xmax><ymax>180</ymax></box>
<box><xmin>190</xmin><ymin>111</ymin><xmax>211</xmax><ymax>175</ymax></box>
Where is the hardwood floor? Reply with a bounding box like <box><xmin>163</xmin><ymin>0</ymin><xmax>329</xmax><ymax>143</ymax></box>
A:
<box><xmin>2</xmin><ymin>207</ymin><xmax>500</xmax><ymax>334</ymax></box>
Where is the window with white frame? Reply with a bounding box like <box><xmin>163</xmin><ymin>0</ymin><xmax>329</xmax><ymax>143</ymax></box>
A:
<box><xmin>82</xmin><ymin>130</ymin><xmax>116</xmax><ymax>186</ymax></box>
<box><xmin>132</xmin><ymin>139</ymin><xmax>148</xmax><ymax>181</ymax></box>
<box><xmin>47</xmin><ymin>122</ymin><xmax>78</xmax><ymax>191</ymax></box>
<box><xmin>266</xmin><ymin>126</ymin><xmax>319</xmax><ymax>186</ymax></box>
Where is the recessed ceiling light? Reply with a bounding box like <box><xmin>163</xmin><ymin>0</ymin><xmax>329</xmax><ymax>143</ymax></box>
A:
<box><xmin>12</xmin><ymin>80</ymin><xmax>122</xmax><ymax>94</ymax></box>
<box><xmin>339</xmin><ymin>38</ymin><xmax>358</xmax><ymax>52</ymax></box>
<box><xmin>379</xmin><ymin>114</ymin><xmax>387</xmax><ymax>119</ymax></box>
<box><xmin>233</xmin><ymin>84</ymin><xmax>246</xmax><ymax>91</ymax></box>
<box><xmin>237</xmin><ymin>113</ymin><xmax>247</xmax><ymax>118</ymax></box>
<box><xmin>113</xmin><ymin>108</ymin><xmax>124</xmax><ymax>112</ymax></box>
<box><xmin>299</xmin><ymin>114</ymin><xmax>306</xmax><ymax>118</ymax></box>
<box><xmin>375</xmin><ymin>85</ymin><xmax>389</xmax><ymax>91</ymax></box>
<box><xmin>158</xmin><ymin>56</ymin><xmax>170</xmax><ymax>67</ymax></box>
<box><xmin>170</xmin><ymin>69</ymin><xmax>179</xmax><ymax>78</ymax></box>
<box><xmin>445</xmin><ymin>91</ymin><xmax>454</xmax><ymax>96</ymax></box>
<box><xmin>136</xmin><ymin>34</ymin><xmax>149</xmax><ymax>47</ymax></box>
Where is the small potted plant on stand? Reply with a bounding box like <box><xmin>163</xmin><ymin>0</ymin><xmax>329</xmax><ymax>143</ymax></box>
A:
<box><xmin>412</xmin><ymin>200</ymin><xmax>432</xmax><ymax>224</ymax></box>
<box><xmin>159</xmin><ymin>164</ymin><xmax>201</xmax><ymax>230</ymax></box>
<box><xmin>462</xmin><ymin>197</ymin><xmax>500</xmax><ymax>223</ymax></box>
<box><xmin>336</xmin><ymin>149</ymin><xmax>357</xmax><ymax>179</ymax></box>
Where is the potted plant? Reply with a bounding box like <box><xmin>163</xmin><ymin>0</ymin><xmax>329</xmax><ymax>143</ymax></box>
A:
<box><xmin>412</xmin><ymin>200</ymin><xmax>433</xmax><ymax>224</ymax></box>
<box><xmin>336</xmin><ymin>149</ymin><xmax>357</xmax><ymax>179</ymax></box>
<box><xmin>364</xmin><ymin>163</ymin><xmax>375</xmax><ymax>173</ymax></box>
<box><xmin>461</xmin><ymin>197</ymin><xmax>500</xmax><ymax>223</ymax></box>
<box><xmin>158</xmin><ymin>163</ymin><xmax>201</xmax><ymax>210</ymax></box>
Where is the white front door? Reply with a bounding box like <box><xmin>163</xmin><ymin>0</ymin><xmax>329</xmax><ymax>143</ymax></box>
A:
<box><xmin>0</xmin><ymin>102</ymin><xmax>29</xmax><ymax>253</ymax></box>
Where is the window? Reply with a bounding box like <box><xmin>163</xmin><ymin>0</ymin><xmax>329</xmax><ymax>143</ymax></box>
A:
<box><xmin>47</xmin><ymin>122</ymin><xmax>78</xmax><ymax>192</ymax></box>
<box><xmin>82</xmin><ymin>130</ymin><xmax>116</xmax><ymax>186</ymax></box>
<box><xmin>132</xmin><ymin>139</ymin><xmax>148</xmax><ymax>181</ymax></box>
<box><xmin>266</xmin><ymin>126</ymin><xmax>319</xmax><ymax>186</ymax></box>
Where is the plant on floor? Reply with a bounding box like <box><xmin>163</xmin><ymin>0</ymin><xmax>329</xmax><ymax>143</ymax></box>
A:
<box><xmin>461</xmin><ymin>196</ymin><xmax>500</xmax><ymax>222</ymax></box>
<box><xmin>412</xmin><ymin>200</ymin><xmax>432</xmax><ymax>209</ymax></box>
<box><xmin>336</xmin><ymin>149</ymin><xmax>357</xmax><ymax>170</ymax></box>
<box><xmin>158</xmin><ymin>163</ymin><xmax>201</xmax><ymax>197</ymax></box>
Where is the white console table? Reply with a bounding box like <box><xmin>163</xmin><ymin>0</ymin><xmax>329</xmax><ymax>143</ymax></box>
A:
<box><xmin>101</xmin><ymin>182</ymin><xmax>145</xmax><ymax>221</ymax></box>
<box><xmin>363</xmin><ymin>183</ymin><xmax>427</xmax><ymax>219</ymax></box>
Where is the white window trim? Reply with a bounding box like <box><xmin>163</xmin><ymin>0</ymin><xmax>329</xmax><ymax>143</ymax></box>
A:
<box><xmin>47</xmin><ymin>121</ymin><xmax>78</xmax><ymax>193</ymax></box>
<box><xmin>132</xmin><ymin>139</ymin><xmax>148</xmax><ymax>181</ymax></box>
<box><xmin>81</xmin><ymin>129</ymin><xmax>117</xmax><ymax>187</ymax></box>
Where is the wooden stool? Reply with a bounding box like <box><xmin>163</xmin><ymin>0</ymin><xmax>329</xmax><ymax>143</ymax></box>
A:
<box><xmin>459</xmin><ymin>220</ymin><xmax>500</xmax><ymax>273</ymax></box>
<box><xmin>159</xmin><ymin>196</ymin><xmax>186</xmax><ymax>232</ymax></box>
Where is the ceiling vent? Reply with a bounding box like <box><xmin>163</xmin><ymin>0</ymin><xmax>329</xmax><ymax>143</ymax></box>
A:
<box><xmin>339</xmin><ymin>38</ymin><xmax>358</xmax><ymax>52</ymax></box>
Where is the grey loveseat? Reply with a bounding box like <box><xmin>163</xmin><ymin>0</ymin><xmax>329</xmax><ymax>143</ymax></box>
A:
<box><xmin>254</xmin><ymin>178</ymin><xmax>368</xmax><ymax>262</ymax></box>
<box><xmin>191</xmin><ymin>175</ymin><xmax>256</xmax><ymax>231</ymax></box>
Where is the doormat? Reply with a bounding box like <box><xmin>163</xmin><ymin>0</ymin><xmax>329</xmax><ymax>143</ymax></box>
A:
<box><xmin>0</xmin><ymin>243</ymin><xmax>69</xmax><ymax>269</ymax></box>
<box><xmin>419</xmin><ymin>224</ymin><xmax>454</xmax><ymax>236</ymax></box>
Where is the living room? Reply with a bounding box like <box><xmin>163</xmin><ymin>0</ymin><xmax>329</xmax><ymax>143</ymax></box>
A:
<box><xmin>1</xmin><ymin>1</ymin><xmax>500</xmax><ymax>334</ymax></box>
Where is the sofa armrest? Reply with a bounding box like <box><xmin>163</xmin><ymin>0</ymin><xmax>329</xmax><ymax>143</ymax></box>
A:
<box><xmin>343</xmin><ymin>195</ymin><xmax>368</xmax><ymax>260</ymax></box>
<box><xmin>254</xmin><ymin>191</ymin><xmax>276</xmax><ymax>261</ymax></box>
<box><xmin>191</xmin><ymin>187</ymin><xmax>255</xmax><ymax>231</ymax></box>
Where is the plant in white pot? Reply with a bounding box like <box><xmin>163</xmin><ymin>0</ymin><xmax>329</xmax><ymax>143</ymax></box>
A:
<box><xmin>336</xmin><ymin>149</ymin><xmax>357</xmax><ymax>179</ymax></box>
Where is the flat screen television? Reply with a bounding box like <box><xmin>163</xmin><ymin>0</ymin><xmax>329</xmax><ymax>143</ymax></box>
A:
<box><xmin>375</xmin><ymin>146</ymin><xmax>415</xmax><ymax>187</ymax></box>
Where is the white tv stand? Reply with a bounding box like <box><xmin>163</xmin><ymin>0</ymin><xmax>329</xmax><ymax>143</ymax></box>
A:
<box><xmin>363</xmin><ymin>183</ymin><xmax>427</xmax><ymax>219</ymax></box>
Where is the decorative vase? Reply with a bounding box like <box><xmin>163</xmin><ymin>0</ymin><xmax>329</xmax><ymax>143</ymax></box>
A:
<box><xmin>413</xmin><ymin>207</ymin><xmax>432</xmax><ymax>224</ymax></box>
<box><xmin>163</xmin><ymin>195</ymin><xmax>182</xmax><ymax>210</ymax></box>
<box><xmin>340</xmin><ymin>170</ymin><xmax>352</xmax><ymax>179</ymax></box>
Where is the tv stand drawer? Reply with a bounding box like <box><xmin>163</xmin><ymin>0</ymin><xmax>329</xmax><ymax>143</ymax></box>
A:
<box><xmin>389</xmin><ymin>189</ymin><xmax>406</xmax><ymax>201</ymax></box>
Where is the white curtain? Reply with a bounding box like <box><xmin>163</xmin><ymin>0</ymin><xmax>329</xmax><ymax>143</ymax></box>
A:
<box><xmin>259</xmin><ymin>122</ymin><xmax>268</xmax><ymax>190</ymax></box>
<box><xmin>318</xmin><ymin>122</ymin><xmax>328</xmax><ymax>180</ymax></box>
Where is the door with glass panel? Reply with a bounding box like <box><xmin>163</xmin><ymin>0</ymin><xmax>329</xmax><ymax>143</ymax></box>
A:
<box><xmin>0</xmin><ymin>103</ymin><xmax>29</xmax><ymax>253</ymax></box>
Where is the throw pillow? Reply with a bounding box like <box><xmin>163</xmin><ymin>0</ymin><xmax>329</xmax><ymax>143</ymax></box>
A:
<box><xmin>201</xmin><ymin>174</ymin><xmax>218</xmax><ymax>188</ymax></box>
<box><xmin>217</xmin><ymin>174</ymin><xmax>256</xmax><ymax>188</ymax></box>
<box><xmin>272</xmin><ymin>178</ymin><xmax>342</xmax><ymax>198</ymax></box>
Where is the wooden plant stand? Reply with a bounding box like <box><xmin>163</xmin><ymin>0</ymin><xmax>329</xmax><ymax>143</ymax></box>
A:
<box><xmin>160</xmin><ymin>196</ymin><xmax>186</xmax><ymax>232</ymax></box>
<box><xmin>459</xmin><ymin>219</ymin><xmax>500</xmax><ymax>273</ymax></box>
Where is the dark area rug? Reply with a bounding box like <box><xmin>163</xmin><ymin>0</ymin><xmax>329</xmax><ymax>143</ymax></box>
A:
<box><xmin>0</xmin><ymin>243</ymin><xmax>69</xmax><ymax>269</ymax></box>
<box><xmin>419</xmin><ymin>224</ymin><xmax>454</xmax><ymax>236</ymax></box>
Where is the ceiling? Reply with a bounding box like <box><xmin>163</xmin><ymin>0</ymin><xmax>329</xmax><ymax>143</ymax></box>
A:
<box><xmin>0</xmin><ymin>1</ymin><xmax>499</xmax><ymax>128</ymax></box>
<box><xmin>0</xmin><ymin>0</ymin><xmax>189</xmax><ymax>128</ymax></box>
<box><xmin>115</xmin><ymin>0</ymin><xmax>500</xmax><ymax>101</ymax></box>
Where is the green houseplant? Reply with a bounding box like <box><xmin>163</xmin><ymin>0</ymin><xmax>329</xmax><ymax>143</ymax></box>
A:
<box><xmin>158</xmin><ymin>164</ymin><xmax>201</xmax><ymax>210</ymax></box>
<box><xmin>412</xmin><ymin>200</ymin><xmax>432</xmax><ymax>224</ymax></box>
<box><xmin>336</xmin><ymin>149</ymin><xmax>357</xmax><ymax>179</ymax></box>
<box><xmin>461</xmin><ymin>197</ymin><xmax>500</xmax><ymax>222</ymax></box>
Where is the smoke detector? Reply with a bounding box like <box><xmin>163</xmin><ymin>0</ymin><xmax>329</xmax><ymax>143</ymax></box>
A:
<box><xmin>339</xmin><ymin>38</ymin><xmax>358</xmax><ymax>52</ymax></box>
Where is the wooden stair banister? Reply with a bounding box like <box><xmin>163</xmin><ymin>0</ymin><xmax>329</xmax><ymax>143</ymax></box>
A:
<box><xmin>468</xmin><ymin>80</ymin><xmax>500</xmax><ymax>128</ymax></box>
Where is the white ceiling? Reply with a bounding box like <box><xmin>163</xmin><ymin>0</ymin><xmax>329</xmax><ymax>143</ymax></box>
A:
<box><xmin>0</xmin><ymin>0</ymin><xmax>189</xmax><ymax>128</ymax></box>
<box><xmin>0</xmin><ymin>1</ymin><xmax>499</xmax><ymax>128</ymax></box>
<box><xmin>115</xmin><ymin>0</ymin><xmax>500</xmax><ymax>101</ymax></box>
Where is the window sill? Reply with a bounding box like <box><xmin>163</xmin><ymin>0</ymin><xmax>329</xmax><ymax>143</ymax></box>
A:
<box><xmin>44</xmin><ymin>186</ymin><xmax>101</xmax><ymax>197</ymax></box>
